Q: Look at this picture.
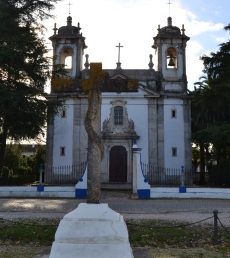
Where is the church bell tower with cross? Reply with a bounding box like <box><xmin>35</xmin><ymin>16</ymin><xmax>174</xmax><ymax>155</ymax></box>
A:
<box><xmin>49</xmin><ymin>15</ymin><xmax>87</xmax><ymax>82</ymax></box>
<box><xmin>153</xmin><ymin>16</ymin><xmax>190</xmax><ymax>92</ymax></box>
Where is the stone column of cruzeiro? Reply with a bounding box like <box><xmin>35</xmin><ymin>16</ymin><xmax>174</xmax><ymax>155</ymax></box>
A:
<box><xmin>83</xmin><ymin>63</ymin><xmax>106</xmax><ymax>203</ymax></box>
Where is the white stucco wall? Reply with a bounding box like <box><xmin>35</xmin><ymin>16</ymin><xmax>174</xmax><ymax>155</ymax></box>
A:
<box><xmin>102</xmin><ymin>90</ymin><xmax>149</xmax><ymax>162</ymax></box>
<box><xmin>53</xmin><ymin>99</ymin><xmax>74</xmax><ymax>167</ymax></box>
<box><xmin>164</xmin><ymin>98</ymin><xmax>185</xmax><ymax>169</ymax></box>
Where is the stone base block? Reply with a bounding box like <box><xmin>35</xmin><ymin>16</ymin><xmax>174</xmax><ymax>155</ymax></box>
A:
<box><xmin>49</xmin><ymin>203</ymin><xmax>134</xmax><ymax>258</ymax></box>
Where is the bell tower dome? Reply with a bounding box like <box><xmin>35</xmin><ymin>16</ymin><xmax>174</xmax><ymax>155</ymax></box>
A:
<box><xmin>153</xmin><ymin>17</ymin><xmax>190</xmax><ymax>92</ymax></box>
<box><xmin>49</xmin><ymin>16</ymin><xmax>87</xmax><ymax>81</ymax></box>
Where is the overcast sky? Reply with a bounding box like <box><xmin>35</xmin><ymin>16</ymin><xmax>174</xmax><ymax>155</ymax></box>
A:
<box><xmin>44</xmin><ymin>0</ymin><xmax>230</xmax><ymax>90</ymax></box>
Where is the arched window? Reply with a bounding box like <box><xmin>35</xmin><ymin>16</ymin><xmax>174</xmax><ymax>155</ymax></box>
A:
<box><xmin>60</xmin><ymin>47</ymin><xmax>73</xmax><ymax>70</ymax></box>
<box><xmin>167</xmin><ymin>47</ymin><xmax>177</xmax><ymax>69</ymax></box>
<box><xmin>114</xmin><ymin>106</ymin><xmax>123</xmax><ymax>125</ymax></box>
<box><xmin>64</xmin><ymin>56</ymin><xmax>72</xmax><ymax>69</ymax></box>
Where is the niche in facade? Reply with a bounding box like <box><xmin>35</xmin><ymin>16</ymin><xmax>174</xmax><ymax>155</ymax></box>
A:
<box><xmin>166</xmin><ymin>47</ymin><xmax>177</xmax><ymax>69</ymax></box>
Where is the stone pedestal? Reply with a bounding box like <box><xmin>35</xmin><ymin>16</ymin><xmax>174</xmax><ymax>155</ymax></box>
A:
<box><xmin>49</xmin><ymin>203</ymin><xmax>134</xmax><ymax>258</ymax></box>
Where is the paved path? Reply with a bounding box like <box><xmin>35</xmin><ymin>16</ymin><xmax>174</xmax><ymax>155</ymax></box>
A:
<box><xmin>0</xmin><ymin>191</ymin><xmax>230</xmax><ymax>225</ymax></box>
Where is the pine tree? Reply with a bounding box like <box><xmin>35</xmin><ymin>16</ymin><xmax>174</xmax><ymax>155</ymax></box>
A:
<box><xmin>0</xmin><ymin>0</ymin><xmax>60</xmax><ymax>168</ymax></box>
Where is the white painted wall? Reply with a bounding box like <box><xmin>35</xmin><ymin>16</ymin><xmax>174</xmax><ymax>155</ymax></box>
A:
<box><xmin>164</xmin><ymin>98</ymin><xmax>185</xmax><ymax>169</ymax></box>
<box><xmin>53</xmin><ymin>99</ymin><xmax>74</xmax><ymax>167</ymax></box>
<box><xmin>102</xmin><ymin>90</ymin><xmax>149</xmax><ymax>162</ymax></box>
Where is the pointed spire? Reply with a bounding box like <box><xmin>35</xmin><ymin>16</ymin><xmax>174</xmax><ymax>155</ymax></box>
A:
<box><xmin>181</xmin><ymin>24</ymin><xmax>185</xmax><ymax>35</ymax></box>
<box><xmin>53</xmin><ymin>23</ymin><xmax>58</xmax><ymax>35</ymax></box>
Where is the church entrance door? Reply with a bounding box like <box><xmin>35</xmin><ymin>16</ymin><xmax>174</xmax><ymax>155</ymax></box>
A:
<box><xmin>109</xmin><ymin>146</ymin><xmax>127</xmax><ymax>183</ymax></box>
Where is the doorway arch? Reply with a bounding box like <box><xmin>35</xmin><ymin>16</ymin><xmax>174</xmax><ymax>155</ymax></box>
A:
<box><xmin>109</xmin><ymin>146</ymin><xmax>127</xmax><ymax>183</ymax></box>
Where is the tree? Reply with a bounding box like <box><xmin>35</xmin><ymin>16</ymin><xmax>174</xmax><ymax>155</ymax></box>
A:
<box><xmin>190</xmin><ymin>23</ymin><xmax>230</xmax><ymax>185</ymax></box>
<box><xmin>0</xmin><ymin>0</ymin><xmax>60</xmax><ymax>169</ymax></box>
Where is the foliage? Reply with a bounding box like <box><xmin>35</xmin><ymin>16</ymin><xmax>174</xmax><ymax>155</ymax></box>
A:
<box><xmin>0</xmin><ymin>0</ymin><xmax>60</xmax><ymax>169</ymax></box>
<box><xmin>190</xmin><ymin>24</ymin><xmax>230</xmax><ymax>185</ymax></box>
<box><xmin>0</xmin><ymin>144</ymin><xmax>45</xmax><ymax>185</ymax></box>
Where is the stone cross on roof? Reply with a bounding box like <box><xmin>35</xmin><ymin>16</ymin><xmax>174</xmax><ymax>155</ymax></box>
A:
<box><xmin>116</xmin><ymin>42</ymin><xmax>123</xmax><ymax>69</ymax></box>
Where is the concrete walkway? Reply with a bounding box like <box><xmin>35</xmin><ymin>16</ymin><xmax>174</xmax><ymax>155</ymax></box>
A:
<box><xmin>0</xmin><ymin>191</ymin><xmax>230</xmax><ymax>225</ymax></box>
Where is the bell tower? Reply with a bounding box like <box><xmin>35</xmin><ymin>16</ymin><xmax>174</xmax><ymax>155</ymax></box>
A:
<box><xmin>49</xmin><ymin>16</ymin><xmax>87</xmax><ymax>81</ymax></box>
<box><xmin>153</xmin><ymin>17</ymin><xmax>190</xmax><ymax>92</ymax></box>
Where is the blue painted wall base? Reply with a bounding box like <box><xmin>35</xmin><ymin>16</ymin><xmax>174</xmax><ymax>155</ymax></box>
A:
<box><xmin>137</xmin><ymin>189</ymin><xmax>150</xmax><ymax>199</ymax></box>
<box><xmin>37</xmin><ymin>185</ymin><xmax>44</xmax><ymax>192</ymax></box>
<box><xmin>179</xmin><ymin>186</ymin><xmax>187</xmax><ymax>193</ymax></box>
<box><xmin>75</xmin><ymin>189</ymin><xmax>87</xmax><ymax>198</ymax></box>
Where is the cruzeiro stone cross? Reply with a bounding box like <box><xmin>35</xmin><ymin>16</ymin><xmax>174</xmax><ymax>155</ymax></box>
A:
<box><xmin>82</xmin><ymin>63</ymin><xmax>106</xmax><ymax>203</ymax></box>
<box><xmin>49</xmin><ymin>63</ymin><xmax>134</xmax><ymax>258</ymax></box>
<box><xmin>82</xmin><ymin>62</ymin><xmax>138</xmax><ymax>203</ymax></box>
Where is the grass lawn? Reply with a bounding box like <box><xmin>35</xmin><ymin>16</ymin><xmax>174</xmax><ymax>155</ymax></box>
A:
<box><xmin>0</xmin><ymin>218</ymin><xmax>229</xmax><ymax>258</ymax></box>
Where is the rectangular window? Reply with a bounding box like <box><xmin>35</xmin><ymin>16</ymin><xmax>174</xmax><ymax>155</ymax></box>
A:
<box><xmin>172</xmin><ymin>147</ymin><xmax>177</xmax><ymax>157</ymax></box>
<box><xmin>60</xmin><ymin>146</ymin><xmax>65</xmax><ymax>156</ymax></box>
<box><xmin>61</xmin><ymin>109</ymin><xmax>66</xmax><ymax>118</ymax></box>
<box><xmin>171</xmin><ymin>109</ymin><xmax>176</xmax><ymax>118</ymax></box>
<box><xmin>60</xmin><ymin>107</ymin><xmax>66</xmax><ymax>118</ymax></box>
<box><xmin>114</xmin><ymin>106</ymin><xmax>123</xmax><ymax>125</ymax></box>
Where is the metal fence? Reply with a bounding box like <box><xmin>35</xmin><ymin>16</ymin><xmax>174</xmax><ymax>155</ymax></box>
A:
<box><xmin>141</xmin><ymin>163</ymin><xmax>193</xmax><ymax>186</ymax></box>
<box><xmin>44</xmin><ymin>162</ymin><xmax>87</xmax><ymax>185</ymax></box>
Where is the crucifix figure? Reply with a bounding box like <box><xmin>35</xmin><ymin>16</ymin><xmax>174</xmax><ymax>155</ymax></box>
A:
<box><xmin>116</xmin><ymin>43</ymin><xmax>123</xmax><ymax>69</ymax></box>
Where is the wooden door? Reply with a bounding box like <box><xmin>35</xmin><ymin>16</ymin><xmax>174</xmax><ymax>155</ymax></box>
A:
<box><xmin>109</xmin><ymin>146</ymin><xmax>127</xmax><ymax>183</ymax></box>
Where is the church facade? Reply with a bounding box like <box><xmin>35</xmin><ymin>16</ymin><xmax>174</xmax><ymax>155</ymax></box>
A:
<box><xmin>45</xmin><ymin>15</ymin><xmax>191</xmax><ymax>186</ymax></box>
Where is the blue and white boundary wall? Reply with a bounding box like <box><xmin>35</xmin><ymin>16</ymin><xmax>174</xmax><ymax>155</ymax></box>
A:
<box><xmin>132</xmin><ymin>144</ymin><xmax>151</xmax><ymax>199</ymax></box>
<box><xmin>0</xmin><ymin>186</ymin><xmax>230</xmax><ymax>199</ymax></box>
<box><xmin>75</xmin><ymin>165</ymin><xmax>87</xmax><ymax>198</ymax></box>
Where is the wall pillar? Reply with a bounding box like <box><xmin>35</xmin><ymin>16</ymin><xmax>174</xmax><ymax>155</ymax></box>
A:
<box><xmin>132</xmin><ymin>145</ymin><xmax>150</xmax><ymax>199</ymax></box>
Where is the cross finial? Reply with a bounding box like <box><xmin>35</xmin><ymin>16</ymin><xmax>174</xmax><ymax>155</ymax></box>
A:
<box><xmin>67</xmin><ymin>1</ymin><xmax>72</xmax><ymax>15</ymax></box>
<box><xmin>116</xmin><ymin>43</ymin><xmax>123</xmax><ymax>69</ymax></box>
<box><xmin>167</xmin><ymin>0</ymin><xmax>172</xmax><ymax>16</ymax></box>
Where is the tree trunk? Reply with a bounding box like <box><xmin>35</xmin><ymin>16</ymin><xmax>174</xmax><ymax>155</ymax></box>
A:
<box><xmin>84</xmin><ymin>74</ymin><xmax>103</xmax><ymax>204</ymax></box>
<box><xmin>0</xmin><ymin>121</ymin><xmax>8</xmax><ymax>170</ymax></box>
<box><xmin>199</xmin><ymin>142</ymin><xmax>206</xmax><ymax>185</ymax></box>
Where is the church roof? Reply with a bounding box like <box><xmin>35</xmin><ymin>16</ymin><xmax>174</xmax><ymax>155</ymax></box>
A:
<box><xmin>58</xmin><ymin>16</ymin><xmax>81</xmax><ymax>36</ymax></box>
<box><xmin>49</xmin><ymin>16</ymin><xmax>85</xmax><ymax>40</ymax></box>
<box><xmin>155</xmin><ymin>17</ymin><xmax>189</xmax><ymax>41</ymax></box>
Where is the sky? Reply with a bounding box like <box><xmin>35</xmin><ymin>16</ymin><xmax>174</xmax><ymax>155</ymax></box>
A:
<box><xmin>44</xmin><ymin>0</ymin><xmax>230</xmax><ymax>90</ymax></box>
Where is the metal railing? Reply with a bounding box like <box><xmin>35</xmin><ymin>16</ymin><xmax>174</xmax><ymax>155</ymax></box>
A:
<box><xmin>141</xmin><ymin>163</ymin><xmax>193</xmax><ymax>186</ymax></box>
<box><xmin>44</xmin><ymin>161</ymin><xmax>87</xmax><ymax>185</ymax></box>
